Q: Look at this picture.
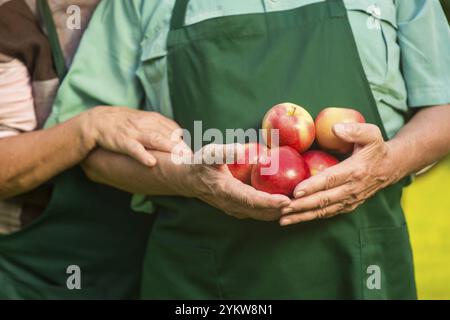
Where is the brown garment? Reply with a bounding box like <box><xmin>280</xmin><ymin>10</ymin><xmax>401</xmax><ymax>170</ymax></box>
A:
<box><xmin>0</xmin><ymin>0</ymin><xmax>56</xmax><ymax>82</ymax></box>
<box><xmin>0</xmin><ymin>0</ymin><xmax>99</xmax><ymax>234</ymax></box>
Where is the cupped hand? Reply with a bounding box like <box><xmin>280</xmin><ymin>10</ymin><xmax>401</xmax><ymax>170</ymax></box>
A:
<box><xmin>184</xmin><ymin>144</ymin><xmax>291</xmax><ymax>221</ymax></box>
<box><xmin>280</xmin><ymin>123</ymin><xmax>400</xmax><ymax>226</ymax></box>
<box><xmin>86</xmin><ymin>106</ymin><xmax>186</xmax><ymax>166</ymax></box>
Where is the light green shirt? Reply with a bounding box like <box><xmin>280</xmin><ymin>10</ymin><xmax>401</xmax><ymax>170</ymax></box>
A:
<box><xmin>46</xmin><ymin>0</ymin><xmax>450</xmax><ymax>213</ymax></box>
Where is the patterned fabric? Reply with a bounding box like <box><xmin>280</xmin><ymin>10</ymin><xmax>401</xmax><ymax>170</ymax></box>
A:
<box><xmin>0</xmin><ymin>0</ymin><xmax>99</xmax><ymax>234</ymax></box>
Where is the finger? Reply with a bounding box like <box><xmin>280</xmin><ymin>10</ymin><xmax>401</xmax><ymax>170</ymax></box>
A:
<box><xmin>157</xmin><ymin>121</ymin><xmax>184</xmax><ymax>143</ymax></box>
<box><xmin>141</xmin><ymin>113</ymin><xmax>184</xmax><ymax>144</ymax></box>
<box><xmin>280</xmin><ymin>202</ymin><xmax>345</xmax><ymax>225</ymax></box>
<box><xmin>280</xmin><ymin>200</ymin><xmax>365</xmax><ymax>226</ymax></box>
<box><xmin>282</xmin><ymin>183</ymin><xmax>354</xmax><ymax>215</ymax></box>
<box><xmin>333</xmin><ymin>123</ymin><xmax>383</xmax><ymax>146</ymax></box>
<box><xmin>138</xmin><ymin>131</ymin><xmax>181</xmax><ymax>154</ymax></box>
<box><xmin>151</xmin><ymin>112</ymin><xmax>182</xmax><ymax>133</ymax></box>
<box><xmin>152</xmin><ymin>116</ymin><xmax>189</xmax><ymax>149</ymax></box>
<box><xmin>225</xmin><ymin>178</ymin><xmax>291</xmax><ymax>210</ymax></box>
<box><xmin>293</xmin><ymin>161</ymin><xmax>353</xmax><ymax>198</ymax></box>
<box><xmin>150</xmin><ymin>122</ymin><xmax>180</xmax><ymax>142</ymax></box>
<box><xmin>123</xmin><ymin>140</ymin><xmax>157</xmax><ymax>167</ymax></box>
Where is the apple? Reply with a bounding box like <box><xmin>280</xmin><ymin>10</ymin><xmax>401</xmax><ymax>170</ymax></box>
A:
<box><xmin>262</xmin><ymin>103</ymin><xmax>315</xmax><ymax>153</ymax></box>
<box><xmin>303</xmin><ymin>150</ymin><xmax>339</xmax><ymax>176</ymax></box>
<box><xmin>315</xmin><ymin>107</ymin><xmax>366</xmax><ymax>154</ymax></box>
<box><xmin>227</xmin><ymin>143</ymin><xmax>267</xmax><ymax>184</ymax></box>
<box><xmin>251</xmin><ymin>146</ymin><xmax>310</xmax><ymax>196</ymax></box>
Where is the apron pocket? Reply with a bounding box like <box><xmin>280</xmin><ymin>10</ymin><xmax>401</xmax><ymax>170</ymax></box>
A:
<box><xmin>360</xmin><ymin>224</ymin><xmax>416</xmax><ymax>300</ymax></box>
<box><xmin>141</xmin><ymin>237</ymin><xmax>221</xmax><ymax>299</ymax></box>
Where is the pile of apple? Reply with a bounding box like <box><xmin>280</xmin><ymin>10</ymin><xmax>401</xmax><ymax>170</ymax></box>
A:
<box><xmin>227</xmin><ymin>103</ymin><xmax>365</xmax><ymax>196</ymax></box>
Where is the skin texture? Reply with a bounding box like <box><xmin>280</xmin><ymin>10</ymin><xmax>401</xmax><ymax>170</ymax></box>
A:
<box><xmin>84</xmin><ymin>105</ymin><xmax>449</xmax><ymax>223</ymax></box>
<box><xmin>315</xmin><ymin>107</ymin><xmax>366</xmax><ymax>154</ymax></box>
<box><xmin>262</xmin><ymin>103</ymin><xmax>315</xmax><ymax>153</ymax></box>
<box><xmin>302</xmin><ymin>150</ymin><xmax>339</xmax><ymax>176</ymax></box>
<box><xmin>280</xmin><ymin>104</ymin><xmax>450</xmax><ymax>226</ymax></box>
<box><xmin>0</xmin><ymin>106</ymin><xmax>182</xmax><ymax>199</ymax></box>
<box><xmin>84</xmin><ymin>144</ymin><xmax>291</xmax><ymax>221</ymax></box>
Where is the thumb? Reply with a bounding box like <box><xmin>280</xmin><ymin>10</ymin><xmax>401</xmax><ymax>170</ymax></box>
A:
<box><xmin>333</xmin><ymin>123</ymin><xmax>383</xmax><ymax>146</ymax></box>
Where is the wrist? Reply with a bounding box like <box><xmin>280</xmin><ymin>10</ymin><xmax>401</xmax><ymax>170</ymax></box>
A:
<box><xmin>176</xmin><ymin>164</ymin><xmax>200</xmax><ymax>198</ymax></box>
<box><xmin>385</xmin><ymin>138</ymin><xmax>411</xmax><ymax>184</ymax></box>
<box><xmin>77</xmin><ymin>108</ymin><xmax>101</xmax><ymax>153</ymax></box>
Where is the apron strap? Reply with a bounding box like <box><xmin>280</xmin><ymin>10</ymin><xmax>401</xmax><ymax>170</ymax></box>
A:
<box><xmin>170</xmin><ymin>0</ymin><xmax>190</xmax><ymax>30</ymax></box>
<box><xmin>170</xmin><ymin>0</ymin><xmax>346</xmax><ymax>30</ymax></box>
<box><xmin>37</xmin><ymin>0</ymin><xmax>67</xmax><ymax>80</ymax></box>
<box><xmin>327</xmin><ymin>0</ymin><xmax>347</xmax><ymax>18</ymax></box>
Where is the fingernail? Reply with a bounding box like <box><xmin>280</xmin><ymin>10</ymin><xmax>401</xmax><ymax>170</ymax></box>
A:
<box><xmin>280</xmin><ymin>218</ymin><xmax>291</xmax><ymax>226</ymax></box>
<box><xmin>282</xmin><ymin>208</ymin><xmax>293</xmax><ymax>215</ymax></box>
<box><xmin>295</xmin><ymin>191</ymin><xmax>305</xmax><ymax>198</ymax></box>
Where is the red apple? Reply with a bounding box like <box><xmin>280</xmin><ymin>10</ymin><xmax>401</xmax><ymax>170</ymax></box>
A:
<box><xmin>251</xmin><ymin>146</ymin><xmax>310</xmax><ymax>196</ymax></box>
<box><xmin>315</xmin><ymin>107</ymin><xmax>366</xmax><ymax>154</ymax></box>
<box><xmin>227</xmin><ymin>143</ymin><xmax>267</xmax><ymax>184</ymax></box>
<box><xmin>303</xmin><ymin>150</ymin><xmax>339</xmax><ymax>176</ymax></box>
<box><xmin>262</xmin><ymin>103</ymin><xmax>315</xmax><ymax>153</ymax></box>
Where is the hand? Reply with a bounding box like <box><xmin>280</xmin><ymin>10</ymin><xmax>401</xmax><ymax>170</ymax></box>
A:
<box><xmin>183</xmin><ymin>144</ymin><xmax>291</xmax><ymax>221</ymax></box>
<box><xmin>280</xmin><ymin>123</ymin><xmax>400</xmax><ymax>226</ymax></box>
<box><xmin>84</xmin><ymin>106</ymin><xmax>185</xmax><ymax>166</ymax></box>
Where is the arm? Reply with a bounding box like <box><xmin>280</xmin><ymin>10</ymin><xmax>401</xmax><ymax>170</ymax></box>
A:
<box><xmin>280</xmin><ymin>0</ymin><xmax>450</xmax><ymax>226</ymax></box>
<box><xmin>0</xmin><ymin>112</ymin><xmax>94</xmax><ymax>199</ymax></box>
<box><xmin>280</xmin><ymin>104</ymin><xmax>450</xmax><ymax>225</ymax></box>
<box><xmin>83</xmin><ymin>148</ymin><xmax>188</xmax><ymax>196</ymax></box>
<box><xmin>0</xmin><ymin>106</ymin><xmax>182</xmax><ymax>200</ymax></box>
<box><xmin>388</xmin><ymin>105</ymin><xmax>450</xmax><ymax>178</ymax></box>
<box><xmin>0</xmin><ymin>1</ymin><xmax>182</xmax><ymax>199</ymax></box>
<box><xmin>83</xmin><ymin>145</ymin><xmax>292</xmax><ymax>221</ymax></box>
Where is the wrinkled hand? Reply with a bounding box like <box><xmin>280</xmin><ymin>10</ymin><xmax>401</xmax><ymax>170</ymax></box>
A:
<box><xmin>280</xmin><ymin>123</ymin><xmax>399</xmax><ymax>226</ymax></box>
<box><xmin>184</xmin><ymin>144</ymin><xmax>291</xmax><ymax>221</ymax></box>
<box><xmin>87</xmin><ymin>106</ymin><xmax>184</xmax><ymax>166</ymax></box>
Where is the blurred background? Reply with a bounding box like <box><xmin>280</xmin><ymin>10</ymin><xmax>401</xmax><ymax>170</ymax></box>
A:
<box><xmin>403</xmin><ymin>0</ymin><xmax>450</xmax><ymax>300</ymax></box>
<box><xmin>403</xmin><ymin>155</ymin><xmax>450</xmax><ymax>299</ymax></box>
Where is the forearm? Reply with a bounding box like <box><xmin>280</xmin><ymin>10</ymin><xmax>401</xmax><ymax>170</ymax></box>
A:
<box><xmin>82</xmin><ymin>149</ymin><xmax>191</xmax><ymax>197</ymax></box>
<box><xmin>387</xmin><ymin>105</ymin><xmax>450</xmax><ymax>180</ymax></box>
<box><xmin>83</xmin><ymin>146</ymin><xmax>291</xmax><ymax>222</ymax></box>
<box><xmin>0</xmin><ymin>112</ymin><xmax>96</xmax><ymax>199</ymax></box>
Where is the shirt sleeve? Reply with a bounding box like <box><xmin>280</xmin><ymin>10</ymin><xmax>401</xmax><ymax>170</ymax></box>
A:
<box><xmin>397</xmin><ymin>0</ymin><xmax>450</xmax><ymax>108</ymax></box>
<box><xmin>45</xmin><ymin>0</ymin><xmax>145</xmax><ymax>127</ymax></box>
<box><xmin>45</xmin><ymin>0</ymin><xmax>156</xmax><ymax>214</ymax></box>
<box><xmin>0</xmin><ymin>59</ymin><xmax>36</xmax><ymax>138</ymax></box>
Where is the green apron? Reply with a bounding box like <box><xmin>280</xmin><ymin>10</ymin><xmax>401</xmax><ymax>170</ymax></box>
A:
<box><xmin>0</xmin><ymin>2</ymin><xmax>153</xmax><ymax>299</ymax></box>
<box><xmin>0</xmin><ymin>169</ymin><xmax>152</xmax><ymax>299</ymax></box>
<box><xmin>141</xmin><ymin>0</ymin><xmax>416</xmax><ymax>299</ymax></box>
